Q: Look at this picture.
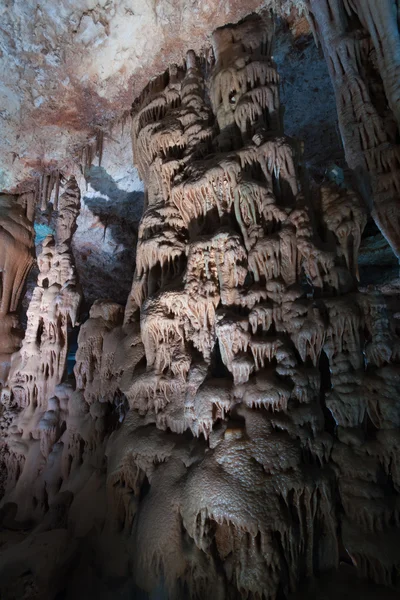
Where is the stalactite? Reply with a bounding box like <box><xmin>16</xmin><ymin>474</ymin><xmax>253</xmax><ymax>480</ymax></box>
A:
<box><xmin>116</xmin><ymin>14</ymin><xmax>362</xmax><ymax>598</ymax></box>
<box><xmin>1</xmin><ymin>10</ymin><xmax>400</xmax><ymax>600</ymax></box>
<box><xmin>80</xmin><ymin>130</ymin><xmax>105</xmax><ymax>176</ymax></box>
<box><xmin>308</xmin><ymin>0</ymin><xmax>400</xmax><ymax>259</ymax></box>
<box><xmin>53</xmin><ymin>170</ymin><xmax>61</xmax><ymax>212</ymax></box>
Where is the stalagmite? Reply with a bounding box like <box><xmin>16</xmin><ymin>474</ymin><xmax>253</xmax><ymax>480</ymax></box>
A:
<box><xmin>5</xmin><ymin>178</ymin><xmax>82</xmax><ymax>409</ymax></box>
<box><xmin>0</xmin><ymin>177</ymin><xmax>82</xmax><ymax>522</ymax></box>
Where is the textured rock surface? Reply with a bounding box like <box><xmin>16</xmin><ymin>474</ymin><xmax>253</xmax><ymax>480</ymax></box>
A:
<box><xmin>1</xmin><ymin>12</ymin><xmax>400</xmax><ymax>600</ymax></box>
<box><xmin>308</xmin><ymin>0</ymin><xmax>400</xmax><ymax>258</ymax></box>
<box><xmin>0</xmin><ymin>5</ymin><xmax>400</xmax><ymax>600</ymax></box>
<box><xmin>0</xmin><ymin>193</ymin><xmax>35</xmax><ymax>382</ymax></box>
<box><xmin>275</xmin><ymin>19</ymin><xmax>344</xmax><ymax>177</ymax></box>
<box><xmin>0</xmin><ymin>0</ymin><xmax>305</xmax><ymax>192</ymax></box>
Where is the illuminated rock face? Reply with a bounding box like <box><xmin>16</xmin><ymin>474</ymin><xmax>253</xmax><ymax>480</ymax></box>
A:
<box><xmin>1</xmin><ymin>13</ymin><xmax>400</xmax><ymax>600</ymax></box>
<box><xmin>108</xmin><ymin>14</ymin><xmax>394</xmax><ymax>598</ymax></box>
<box><xmin>0</xmin><ymin>177</ymin><xmax>82</xmax><ymax>524</ymax></box>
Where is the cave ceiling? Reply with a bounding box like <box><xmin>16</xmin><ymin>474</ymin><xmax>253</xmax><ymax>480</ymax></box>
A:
<box><xmin>0</xmin><ymin>0</ymin><xmax>303</xmax><ymax>192</ymax></box>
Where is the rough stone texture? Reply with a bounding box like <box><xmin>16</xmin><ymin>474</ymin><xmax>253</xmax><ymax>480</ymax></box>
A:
<box><xmin>0</xmin><ymin>0</ymin><xmax>305</xmax><ymax>192</ymax></box>
<box><xmin>0</xmin><ymin>193</ymin><xmax>35</xmax><ymax>382</ymax></box>
<box><xmin>307</xmin><ymin>0</ymin><xmax>400</xmax><ymax>259</ymax></box>
<box><xmin>1</xmin><ymin>13</ymin><xmax>400</xmax><ymax>600</ymax></box>
<box><xmin>0</xmin><ymin>5</ymin><xmax>400</xmax><ymax>600</ymax></box>
<box><xmin>275</xmin><ymin>20</ymin><xmax>344</xmax><ymax>178</ymax></box>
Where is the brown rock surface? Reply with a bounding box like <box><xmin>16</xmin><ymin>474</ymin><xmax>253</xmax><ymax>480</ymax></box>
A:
<box><xmin>0</xmin><ymin>6</ymin><xmax>400</xmax><ymax>600</ymax></box>
<box><xmin>0</xmin><ymin>0</ymin><xmax>305</xmax><ymax>192</ymax></box>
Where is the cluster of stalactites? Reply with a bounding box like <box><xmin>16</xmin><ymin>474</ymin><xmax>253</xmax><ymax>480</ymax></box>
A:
<box><xmin>307</xmin><ymin>0</ymin><xmax>400</xmax><ymax>259</ymax></box>
<box><xmin>106</xmin><ymin>403</ymin><xmax>337</xmax><ymax>600</ymax></box>
<box><xmin>37</xmin><ymin>170</ymin><xmax>62</xmax><ymax>212</ymax></box>
<box><xmin>125</xmin><ymin>13</ymin><xmax>371</xmax><ymax>437</ymax></box>
<box><xmin>210</xmin><ymin>12</ymin><xmax>281</xmax><ymax>149</ymax></box>
<box><xmin>108</xmin><ymin>15</ymin><xmax>379</xmax><ymax>600</ymax></box>
<box><xmin>127</xmin><ymin>50</ymin><xmax>215</xmax><ymax>319</ymax></box>
<box><xmin>322</xmin><ymin>284</ymin><xmax>400</xmax><ymax>587</ymax></box>
<box><xmin>74</xmin><ymin>299</ymin><xmax>144</xmax><ymax>409</ymax></box>
<box><xmin>0</xmin><ymin>11</ymin><xmax>397</xmax><ymax>600</ymax></box>
<box><xmin>320</xmin><ymin>183</ymin><xmax>367</xmax><ymax>280</ymax></box>
<box><xmin>304</xmin><ymin>2</ymin><xmax>400</xmax><ymax>572</ymax></box>
<box><xmin>4</xmin><ymin>177</ymin><xmax>82</xmax><ymax>411</ymax></box>
<box><xmin>131</xmin><ymin>54</ymin><xmax>213</xmax><ymax>195</ymax></box>
<box><xmin>300</xmin><ymin>14</ymin><xmax>400</xmax><ymax>582</ymax></box>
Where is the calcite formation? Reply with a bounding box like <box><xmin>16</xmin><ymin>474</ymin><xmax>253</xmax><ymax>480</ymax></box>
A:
<box><xmin>307</xmin><ymin>0</ymin><xmax>400</xmax><ymax>259</ymax></box>
<box><xmin>0</xmin><ymin>177</ymin><xmax>82</xmax><ymax>520</ymax></box>
<box><xmin>0</xmin><ymin>192</ymin><xmax>35</xmax><ymax>383</ymax></box>
<box><xmin>0</xmin><ymin>11</ymin><xmax>400</xmax><ymax>600</ymax></box>
<box><xmin>113</xmin><ymin>13</ymin><xmax>399</xmax><ymax>598</ymax></box>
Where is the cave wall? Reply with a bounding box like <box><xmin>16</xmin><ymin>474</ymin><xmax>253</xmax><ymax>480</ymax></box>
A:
<box><xmin>0</xmin><ymin>6</ymin><xmax>400</xmax><ymax>600</ymax></box>
<box><xmin>307</xmin><ymin>0</ymin><xmax>400</xmax><ymax>258</ymax></box>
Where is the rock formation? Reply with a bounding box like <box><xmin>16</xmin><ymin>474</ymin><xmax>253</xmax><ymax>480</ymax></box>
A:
<box><xmin>307</xmin><ymin>0</ymin><xmax>400</xmax><ymax>259</ymax></box>
<box><xmin>0</xmin><ymin>177</ymin><xmax>81</xmax><ymax>520</ymax></box>
<box><xmin>0</xmin><ymin>10</ymin><xmax>400</xmax><ymax>600</ymax></box>
<box><xmin>0</xmin><ymin>193</ymin><xmax>35</xmax><ymax>383</ymax></box>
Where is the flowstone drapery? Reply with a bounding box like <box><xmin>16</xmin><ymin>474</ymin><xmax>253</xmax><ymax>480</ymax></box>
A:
<box><xmin>1</xmin><ymin>12</ymin><xmax>400</xmax><ymax>600</ymax></box>
<box><xmin>0</xmin><ymin>193</ymin><xmax>35</xmax><ymax>383</ymax></box>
